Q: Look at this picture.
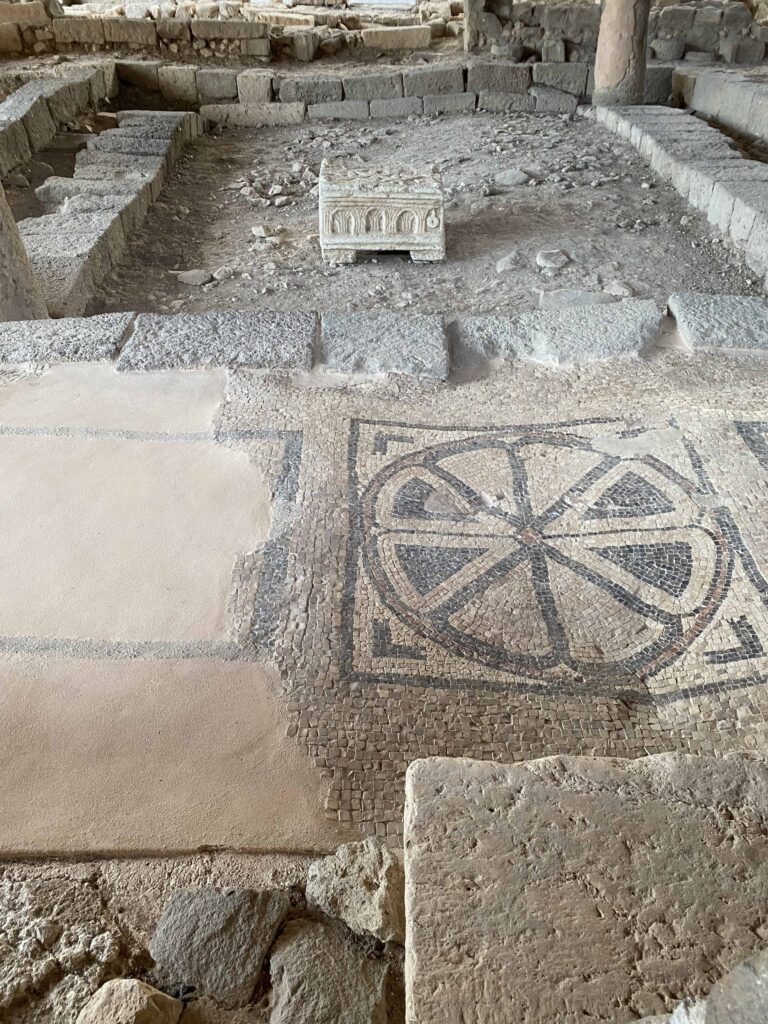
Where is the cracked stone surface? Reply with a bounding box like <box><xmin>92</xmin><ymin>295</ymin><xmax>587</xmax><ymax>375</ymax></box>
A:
<box><xmin>668</xmin><ymin>294</ymin><xmax>768</xmax><ymax>351</ymax></box>
<box><xmin>404</xmin><ymin>753</ymin><xmax>768</xmax><ymax>1024</ymax></box>
<box><xmin>0</xmin><ymin>313</ymin><xmax>134</xmax><ymax>363</ymax></box>
<box><xmin>318</xmin><ymin>312</ymin><xmax>448</xmax><ymax>378</ymax></box>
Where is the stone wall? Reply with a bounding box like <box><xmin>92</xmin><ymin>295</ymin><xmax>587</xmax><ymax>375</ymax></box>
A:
<box><xmin>466</xmin><ymin>0</ymin><xmax>767</xmax><ymax>64</ymax></box>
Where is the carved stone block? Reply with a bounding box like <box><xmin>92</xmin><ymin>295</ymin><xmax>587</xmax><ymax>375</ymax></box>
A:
<box><xmin>319</xmin><ymin>159</ymin><xmax>445</xmax><ymax>265</ymax></box>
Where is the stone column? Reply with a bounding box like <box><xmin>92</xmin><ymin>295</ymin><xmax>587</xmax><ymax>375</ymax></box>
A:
<box><xmin>0</xmin><ymin>184</ymin><xmax>48</xmax><ymax>322</ymax></box>
<box><xmin>593</xmin><ymin>0</ymin><xmax>652</xmax><ymax>107</ymax></box>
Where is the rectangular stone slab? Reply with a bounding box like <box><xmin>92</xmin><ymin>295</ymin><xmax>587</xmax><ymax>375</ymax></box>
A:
<box><xmin>115</xmin><ymin>311</ymin><xmax>317</xmax><ymax>371</ymax></box>
<box><xmin>668</xmin><ymin>293</ymin><xmax>768</xmax><ymax>350</ymax></box>
<box><xmin>405</xmin><ymin>754</ymin><xmax>768</xmax><ymax>1024</ymax></box>
<box><xmin>0</xmin><ymin>313</ymin><xmax>135</xmax><ymax>364</ymax></box>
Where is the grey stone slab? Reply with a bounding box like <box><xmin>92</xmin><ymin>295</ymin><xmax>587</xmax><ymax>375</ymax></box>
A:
<box><xmin>669</xmin><ymin>293</ymin><xmax>768</xmax><ymax>350</ymax></box>
<box><xmin>451</xmin><ymin>301</ymin><xmax>661</xmax><ymax>365</ymax></box>
<box><xmin>36</xmin><ymin>176</ymin><xmax>152</xmax><ymax>232</ymax></box>
<box><xmin>201</xmin><ymin>103</ymin><xmax>306</xmax><ymax>127</ymax></box>
<box><xmin>402</xmin><ymin>64</ymin><xmax>464</xmax><ymax>97</ymax></box>
<box><xmin>0</xmin><ymin>119</ymin><xmax>32</xmax><ymax>177</ymax></box>
<box><xmin>116</xmin><ymin>311</ymin><xmax>317</xmax><ymax>372</ymax></box>
<box><xmin>86</xmin><ymin>133</ymin><xmax>171</xmax><ymax>161</ymax></box>
<box><xmin>307</xmin><ymin>100</ymin><xmax>369</xmax><ymax>121</ymax></box>
<box><xmin>0</xmin><ymin>83</ymin><xmax>56</xmax><ymax>152</ymax></box>
<box><xmin>405</xmin><ymin>754</ymin><xmax>768</xmax><ymax>1024</ymax></box>
<box><xmin>477</xmin><ymin>90</ymin><xmax>535</xmax><ymax>113</ymax></box>
<box><xmin>684</xmin><ymin>159</ymin><xmax>768</xmax><ymax>217</ymax></box>
<box><xmin>0</xmin><ymin>313</ymin><xmax>134</xmax><ymax>363</ymax></box>
<box><xmin>530</xmin><ymin>85</ymin><xmax>578</xmax><ymax>114</ymax></box>
<box><xmin>237</xmin><ymin>70</ymin><xmax>273</xmax><ymax>105</ymax></box>
<box><xmin>531</xmin><ymin>62</ymin><xmax>588</xmax><ymax>97</ymax></box>
<box><xmin>269</xmin><ymin>918</ymin><xmax>389</xmax><ymax>1024</ymax></box>
<box><xmin>644</xmin><ymin>65</ymin><xmax>674</xmax><ymax>105</ymax></box>
<box><xmin>423</xmin><ymin>92</ymin><xmax>476</xmax><ymax>115</ymax></box>
<box><xmin>158</xmin><ymin>65</ymin><xmax>198</xmax><ymax>106</ymax></box>
<box><xmin>115</xmin><ymin>60</ymin><xmax>161</xmax><ymax>92</ymax></box>
<box><xmin>196</xmin><ymin>68</ymin><xmax>238</xmax><ymax>104</ymax></box>
<box><xmin>319</xmin><ymin>312</ymin><xmax>448</xmax><ymax>379</ymax></box>
<box><xmin>342</xmin><ymin>72</ymin><xmax>403</xmax><ymax>102</ymax></box>
<box><xmin>466</xmin><ymin>61</ymin><xmax>530</xmax><ymax>94</ymax></box>
<box><xmin>22</xmin><ymin>253</ymin><xmax>94</xmax><ymax>318</ymax></box>
<box><xmin>279</xmin><ymin>76</ymin><xmax>342</xmax><ymax>106</ymax></box>
<box><xmin>369</xmin><ymin>97</ymin><xmax>422</xmax><ymax>118</ymax></box>
<box><xmin>149</xmin><ymin>888</ymin><xmax>289</xmax><ymax>1009</ymax></box>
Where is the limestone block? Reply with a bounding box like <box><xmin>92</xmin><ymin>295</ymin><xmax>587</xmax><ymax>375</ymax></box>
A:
<box><xmin>402</xmin><ymin>64</ymin><xmax>464</xmax><ymax>97</ymax></box>
<box><xmin>707</xmin><ymin>947</ymin><xmax>768</xmax><ymax>1024</ymax></box>
<box><xmin>541</xmin><ymin>38</ymin><xmax>565</xmax><ymax>62</ymax></box>
<box><xmin>342</xmin><ymin>72</ymin><xmax>403</xmax><ymax>102</ymax></box>
<box><xmin>721</xmin><ymin>37</ymin><xmax>766</xmax><ymax>64</ymax></box>
<box><xmin>53</xmin><ymin>16</ymin><xmax>105</xmax><ymax>45</ymax></box>
<box><xmin>0</xmin><ymin>119</ymin><xmax>32</xmax><ymax>177</ymax></box>
<box><xmin>308</xmin><ymin>100</ymin><xmax>370</xmax><ymax>121</ymax></box>
<box><xmin>117</xmin><ymin>108</ymin><xmax>202</xmax><ymax>141</ymax></box>
<box><xmin>668</xmin><ymin>293</ymin><xmax>768</xmax><ymax>350</ymax></box>
<box><xmin>658</xmin><ymin>5</ymin><xmax>695</xmax><ymax>34</ymax></box>
<box><xmin>279</xmin><ymin>75</ymin><xmax>342</xmax><ymax>105</ymax></box>
<box><xmin>116</xmin><ymin>59</ymin><xmax>161</xmax><ymax>91</ymax></box>
<box><xmin>269</xmin><ymin>918</ymin><xmax>389</xmax><ymax>1024</ymax></box>
<box><xmin>196</xmin><ymin>68</ymin><xmax>238</xmax><ymax>103</ymax></box>
<box><xmin>22</xmin><ymin>252</ymin><xmax>94</xmax><ymax>318</ymax></box>
<box><xmin>0</xmin><ymin>84</ymin><xmax>56</xmax><ymax>152</ymax></box>
<box><xmin>405</xmin><ymin>754</ymin><xmax>768</xmax><ymax>1024</ymax></box>
<box><xmin>60</xmin><ymin>61</ymin><xmax>116</xmax><ymax>106</ymax></box>
<box><xmin>370</xmin><ymin>97</ymin><xmax>422</xmax><ymax>118</ymax></box>
<box><xmin>651</xmin><ymin>37</ymin><xmax>685</xmax><ymax>61</ymax></box>
<box><xmin>530</xmin><ymin>85</ymin><xmax>578</xmax><ymax>114</ymax></box>
<box><xmin>148</xmin><ymin>889</ymin><xmax>289</xmax><ymax>1007</ymax></box>
<box><xmin>466</xmin><ymin>60</ymin><xmax>530</xmax><ymax>93</ymax></box>
<box><xmin>76</xmin><ymin>980</ymin><xmax>182</xmax><ymax>1024</ymax></box>
<box><xmin>242</xmin><ymin>38</ymin><xmax>270</xmax><ymax>57</ymax></box>
<box><xmin>20</xmin><ymin>204</ymin><xmax>125</xmax><ymax>278</ymax></box>
<box><xmin>722</xmin><ymin>2</ymin><xmax>753</xmax><ymax>32</ymax></box>
<box><xmin>725</xmin><ymin>180</ymin><xmax>768</xmax><ymax>244</ymax></box>
<box><xmin>74</xmin><ymin>151</ymin><xmax>166</xmax><ymax>204</ymax></box>
<box><xmin>200</xmin><ymin>103</ymin><xmax>305</xmax><ymax>126</ymax></box>
<box><xmin>116</xmin><ymin>311</ymin><xmax>317</xmax><ymax>371</ymax></box>
<box><xmin>0</xmin><ymin>311</ymin><xmax>136</xmax><ymax>361</ymax></box>
<box><xmin>158</xmin><ymin>65</ymin><xmax>198</xmax><ymax>105</ymax></box>
<box><xmin>87</xmin><ymin>133</ymin><xmax>171</xmax><ymax>166</ymax></box>
<box><xmin>191</xmin><ymin>17</ymin><xmax>266</xmax><ymax>38</ymax></box>
<box><xmin>531</xmin><ymin>61</ymin><xmax>588</xmax><ymax>97</ymax></box>
<box><xmin>290</xmin><ymin>29</ymin><xmax>320</xmax><ymax>63</ymax></box>
<box><xmin>42</xmin><ymin>77</ymin><xmax>92</xmax><ymax>124</ymax></box>
<box><xmin>745</xmin><ymin>211</ymin><xmax>768</xmax><ymax>275</ymax></box>
<box><xmin>236</xmin><ymin>70</ymin><xmax>273</xmax><ymax>104</ymax></box>
<box><xmin>308</xmin><ymin>837</ymin><xmax>406</xmax><ymax>944</ymax></box>
<box><xmin>156</xmin><ymin>18</ymin><xmax>191</xmax><ymax>41</ymax></box>
<box><xmin>452</xmin><ymin>301</ymin><xmax>662</xmax><ymax>365</ymax></box>
<box><xmin>0</xmin><ymin>184</ymin><xmax>48</xmax><ymax>322</ymax></box>
<box><xmin>423</xmin><ymin>92</ymin><xmax>476</xmax><ymax>115</ymax></box>
<box><xmin>0</xmin><ymin>22</ymin><xmax>21</xmax><ymax>51</ymax></box>
<box><xmin>361</xmin><ymin>25</ymin><xmax>432</xmax><ymax>50</ymax></box>
<box><xmin>36</xmin><ymin>176</ymin><xmax>152</xmax><ymax>232</ymax></box>
<box><xmin>319</xmin><ymin>312</ymin><xmax>448</xmax><ymax>379</ymax></box>
<box><xmin>644</xmin><ymin>66</ymin><xmax>674</xmax><ymax>105</ymax></box>
<box><xmin>103</xmin><ymin>17</ymin><xmax>157</xmax><ymax>46</ymax></box>
<box><xmin>477</xmin><ymin>90</ymin><xmax>534</xmax><ymax>112</ymax></box>
<box><xmin>0</xmin><ymin>2</ymin><xmax>49</xmax><ymax>27</ymax></box>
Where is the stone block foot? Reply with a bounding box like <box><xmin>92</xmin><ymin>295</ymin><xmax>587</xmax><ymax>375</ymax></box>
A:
<box><xmin>323</xmin><ymin>249</ymin><xmax>357</xmax><ymax>265</ymax></box>
<box><xmin>411</xmin><ymin>248</ymin><xmax>445</xmax><ymax>263</ymax></box>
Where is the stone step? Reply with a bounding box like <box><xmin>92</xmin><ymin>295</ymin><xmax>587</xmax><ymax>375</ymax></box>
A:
<box><xmin>404</xmin><ymin>753</ymin><xmax>768</xmax><ymax>1024</ymax></box>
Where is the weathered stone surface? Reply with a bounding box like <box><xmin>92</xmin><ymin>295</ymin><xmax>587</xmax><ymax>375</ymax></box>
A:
<box><xmin>0</xmin><ymin>313</ymin><xmax>133</xmax><ymax>361</ymax></box>
<box><xmin>115</xmin><ymin>59</ymin><xmax>161</xmax><ymax>92</ymax></box>
<box><xmin>237</xmin><ymin>70</ymin><xmax>273</xmax><ymax>104</ymax></box>
<box><xmin>103</xmin><ymin>17</ymin><xmax>158</xmax><ymax>47</ymax></box>
<box><xmin>530</xmin><ymin>85</ymin><xmax>578</xmax><ymax>114</ymax></box>
<box><xmin>149</xmin><ymin>888</ymin><xmax>288</xmax><ymax>1008</ymax></box>
<box><xmin>200</xmin><ymin>103</ymin><xmax>305</xmax><ymax>127</ymax></box>
<box><xmin>405</xmin><ymin>754</ymin><xmax>768</xmax><ymax>1024</ymax></box>
<box><xmin>269</xmin><ymin>918</ymin><xmax>389</xmax><ymax>1024</ymax></box>
<box><xmin>306</xmin><ymin>838</ymin><xmax>405</xmax><ymax>945</ymax></box>
<box><xmin>477</xmin><ymin>91</ymin><xmax>534</xmax><ymax>112</ymax></box>
<box><xmin>423</xmin><ymin>92</ymin><xmax>476</xmax><ymax>115</ymax></box>
<box><xmin>196</xmin><ymin>69</ymin><xmax>238</xmax><ymax>104</ymax></box>
<box><xmin>531</xmin><ymin>62</ymin><xmax>588</xmax><ymax>97</ymax></box>
<box><xmin>319</xmin><ymin>313</ymin><xmax>448</xmax><ymax>379</ymax></box>
<box><xmin>76</xmin><ymin>979</ymin><xmax>182</xmax><ymax>1024</ymax></box>
<box><xmin>343</xmin><ymin>72</ymin><xmax>403</xmax><ymax>102</ymax></box>
<box><xmin>280</xmin><ymin>76</ymin><xmax>342</xmax><ymax>106</ymax></box>
<box><xmin>158</xmin><ymin>65</ymin><xmax>198</xmax><ymax>106</ymax></box>
<box><xmin>53</xmin><ymin>15</ymin><xmax>105</xmax><ymax>44</ymax></box>
<box><xmin>452</xmin><ymin>301</ymin><xmax>661</xmax><ymax>366</ymax></box>
<box><xmin>0</xmin><ymin>183</ymin><xmax>49</xmax><ymax>322</ymax></box>
<box><xmin>466</xmin><ymin>61</ymin><xmax>530</xmax><ymax>94</ymax></box>
<box><xmin>668</xmin><ymin>293</ymin><xmax>768</xmax><ymax>351</ymax></box>
<box><xmin>308</xmin><ymin>100</ymin><xmax>370</xmax><ymax>121</ymax></box>
<box><xmin>362</xmin><ymin>25</ymin><xmax>432</xmax><ymax>50</ymax></box>
<box><xmin>706</xmin><ymin>947</ymin><xmax>768</xmax><ymax>1024</ymax></box>
<box><xmin>370</xmin><ymin>97</ymin><xmax>422</xmax><ymax>118</ymax></box>
<box><xmin>116</xmin><ymin>311</ymin><xmax>317</xmax><ymax>372</ymax></box>
<box><xmin>0</xmin><ymin>118</ymin><xmax>32</xmax><ymax>178</ymax></box>
<box><xmin>402</xmin><ymin>65</ymin><xmax>464</xmax><ymax>98</ymax></box>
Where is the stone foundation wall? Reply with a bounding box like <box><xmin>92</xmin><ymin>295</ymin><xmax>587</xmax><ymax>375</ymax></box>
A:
<box><xmin>466</xmin><ymin>0</ymin><xmax>767</xmax><ymax>65</ymax></box>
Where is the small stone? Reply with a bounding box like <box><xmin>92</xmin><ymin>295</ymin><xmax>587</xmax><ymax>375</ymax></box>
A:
<box><xmin>75</xmin><ymin>980</ymin><xmax>182</xmax><ymax>1024</ymax></box>
<box><xmin>176</xmin><ymin>269</ymin><xmax>213</xmax><ymax>287</ymax></box>
<box><xmin>4</xmin><ymin>173</ymin><xmax>30</xmax><ymax>188</ymax></box>
<box><xmin>535</xmin><ymin>249</ymin><xmax>570</xmax><ymax>270</ymax></box>
<box><xmin>495</xmin><ymin>252</ymin><xmax>520</xmax><ymax>274</ymax></box>
<box><xmin>306</xmin><ymin>837</ymin><xmax>405</xmax><ymax>944</ymax></box>
<box><xmin>604</xmin><ymin>280</ymin><xmax>635</xmax><ymax>298</ymax></box>
<box><xmin>212</xmin><ymin>266</ymin><xmax>234</xmax><ymax>282</ymax></box>
<box><xmin>493</xmin><ymin>168</ymin><xmax>530</xmax><ymax>189</ymax></box>
<box><xmin>251</xmin><ymin>225</ymin><xmax>269</xmax><ymax>238</ymax></box>
<box><xmin>149</xmin><ymin>888</ymin><xmax>289</xmax><ymax>1009</ymax></box>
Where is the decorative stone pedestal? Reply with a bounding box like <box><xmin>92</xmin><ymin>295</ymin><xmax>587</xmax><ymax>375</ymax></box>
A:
<box><xmin>319</xmin><ymin>160</ymin><xmax>445</xmax><ymax>265</ymax></box>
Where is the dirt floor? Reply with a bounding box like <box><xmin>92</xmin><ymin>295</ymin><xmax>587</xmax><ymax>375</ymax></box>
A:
<box><xmin>84</xmin><ymin>110</ymin><xmax>765</xmax><ymax>317</ymax></box>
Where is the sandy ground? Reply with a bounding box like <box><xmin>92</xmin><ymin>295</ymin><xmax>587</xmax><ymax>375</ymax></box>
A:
<box><xmin>85</xmin><ymin>110</ymin><xmax>765</xmax><ymax>317</ymax></box>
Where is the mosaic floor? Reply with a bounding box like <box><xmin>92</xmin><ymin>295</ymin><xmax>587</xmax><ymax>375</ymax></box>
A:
<box><xmin>219</xmin><ymin>353</ymin><xmax>768</xmax><ymax>838</ymax></box>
